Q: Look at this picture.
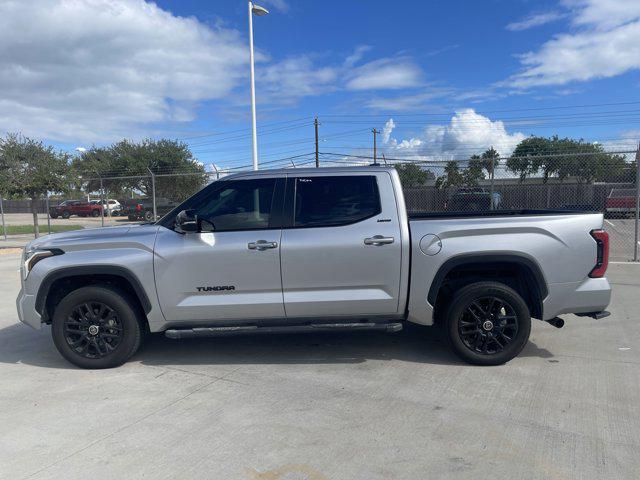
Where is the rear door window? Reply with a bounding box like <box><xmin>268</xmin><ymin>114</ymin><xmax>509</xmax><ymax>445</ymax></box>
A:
<box><xmin>293</xmin><ymin>176</ymin><xmax>381</xmax><ymax>228</ymax></box>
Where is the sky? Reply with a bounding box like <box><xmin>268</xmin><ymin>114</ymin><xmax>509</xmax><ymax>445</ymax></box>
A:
<box><xmin>1</xmin><ymin>0</ymin><xmax>639</xmax><ymax>171</ymax></box>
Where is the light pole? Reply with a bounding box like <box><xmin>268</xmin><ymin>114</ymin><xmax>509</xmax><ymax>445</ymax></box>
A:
<box><xmin>248</xmin><ymin>1</ymin><xmax>269</xmax><ymax>170</ymax></box>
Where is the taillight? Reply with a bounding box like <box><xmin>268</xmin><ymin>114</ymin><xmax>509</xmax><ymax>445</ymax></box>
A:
<box><xmin>589</xmin><ymin>229</ymin><xmax>609</xmax><ymax>278</ymax></box>
<box><xmin>135</xmin><ymin>204</ymin><xmax>142</xmax><ymax>212</ymax></box>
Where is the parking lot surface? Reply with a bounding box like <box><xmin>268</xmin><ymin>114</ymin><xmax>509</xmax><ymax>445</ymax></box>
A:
<box><xmin>0</xmin><ymin>252</ymin><xmax>639</xmax><ymax>480</ymax></box>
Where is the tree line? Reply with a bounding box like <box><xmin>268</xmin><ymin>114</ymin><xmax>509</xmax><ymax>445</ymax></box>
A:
<box><xmin>396</xmin><ymin>136</ymin><xmax>635</xmax><ymax>188</ymax></box>
<box><xmin>0</xmin><ymin>133</ymin><xmax>207</xmax><ymax>236</ymax></box>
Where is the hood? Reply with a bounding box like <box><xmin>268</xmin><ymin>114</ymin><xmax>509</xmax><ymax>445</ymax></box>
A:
<box><xmin>26</xmin><ymin>224</ymin><xmax>160</xmax><ymax>251</ymax></box>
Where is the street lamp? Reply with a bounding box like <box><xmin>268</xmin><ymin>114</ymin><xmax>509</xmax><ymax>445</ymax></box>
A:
<box><xmin>248</xmin><ymin>1</ymin><xmax>269</xmax><ymax>170</ymax></box>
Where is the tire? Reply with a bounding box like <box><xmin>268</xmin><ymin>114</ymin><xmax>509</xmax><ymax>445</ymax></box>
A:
<box><xmin>144</xmin><ymin>210</ymin><xmax>154</xmax><ymax>221</ymax></box>
<box><xmin>50</xmin><ymin>213</ymin><xmax>58</xmax><ymax>219</ymax></box>
<box><xmin>62</xmin><ymin>210</ymin><xmax>71</xmax><ymax>219</ymax></box>
<box><xmin>91</xmin><ymin>209</ymin><xmax>100</xmax><ymax>217</ymax></box>
<box><xmin>51</xmin><ymin>286</ymin><xmax>142</xmax><ymax>369</ymax></box>
<box><xmin>444</xmin><ymin>281</ymin><xmax>531</xmax><ymax>366</ymax></box>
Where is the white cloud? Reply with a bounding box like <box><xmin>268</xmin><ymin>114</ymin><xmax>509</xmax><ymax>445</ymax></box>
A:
<box><xmin>345</xmin><ymin>58</ymin><xmax>423</xmax><ymax>91</ymax></box>
<box><xmin>506</xmin><ymin>11</ymin><xmax>566</xmax><ymax>31</ymax></box>
<box><xmin>344</xmin><ymin>45</ymin><xmax>372</xmax><ymax>67</ymax></box>
<box><xmin>365</xmin><ymin>88</ymin><xmax>454</xmax><ymax>111</ymax></box>
<box><xmin>259</xmin><ymin>56</ymin><xmax>338</xmax><ymax>101</ymax></box>
<box><xmin>260</xmin><ymin>54</ymin><xmax>425</xmax><ymax>103</ymax></box>
<box><xmin>382</xmin><ymin>119</ymin><xmax>395</xmax><ymax>144</ymax></box>
<box><xmin>509</xmin><ymin>0</ymin><xmax>640</xmax><ymax>87</ymax></box>
<box><xmin>384</xmin><ymin>109</ymin><xmax>526</xmax><ymax>159</ymax></box>
<box><xmin>0</xmin><ymin>0</ymin><xmax>248</xmax><ymax>143</ymax></box>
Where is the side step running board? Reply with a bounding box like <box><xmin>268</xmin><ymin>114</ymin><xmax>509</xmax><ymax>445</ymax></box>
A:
<box><xmin>165</xmin><ymin>322</ymin><xmax>403</xmax><ymax>339</ymax></box>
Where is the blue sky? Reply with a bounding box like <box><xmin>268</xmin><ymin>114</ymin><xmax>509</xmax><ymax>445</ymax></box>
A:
<box><xmin>1</xmin><ymin>0</ymin><xmax>639</xmax><ymax>170</ymax></box>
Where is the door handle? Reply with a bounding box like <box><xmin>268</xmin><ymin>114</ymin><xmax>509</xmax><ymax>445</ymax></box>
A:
<box><xmin>364</xmin><ymin>235</ymin><xmax>395</xmax><ymax>246</ymax></box>
<box><xmin>248</xmin><ymin>240</ymin><xmax>278</xmax><ymax>250</ymax></box>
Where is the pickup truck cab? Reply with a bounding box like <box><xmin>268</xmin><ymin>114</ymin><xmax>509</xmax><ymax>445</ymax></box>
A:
<box><xmin>17</xmin><ymin>167</ymin><xmax>611</xmax><ymax>368</ymax></box>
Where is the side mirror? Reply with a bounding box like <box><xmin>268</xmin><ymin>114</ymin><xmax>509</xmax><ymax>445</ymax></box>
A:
<box><xmin>175</xmin><ymin>209</ymin><xmax>199</xmax><ymax>234</ymax></box>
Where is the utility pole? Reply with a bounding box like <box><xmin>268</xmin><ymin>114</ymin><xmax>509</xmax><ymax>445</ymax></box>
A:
<box><xmin>0</xmin><ymin>195</ymin><xmax>6</xmax><ymax>241</ymax></box>
<box><xmin>634</xmin><ymin>142</ymin><xmax>639</xmax><ymax>261</ymax></box>
<box><xmin>314</xmin><ymin>116</ymin><xmax>320</xmax><ymax>168</ymax></box>
<box><xmin>372</xmin><ymin>128</ymin><xmax>380</xmax><ymax>165</ymax></box>
<box><xmin>248</xmin><ymin>2</ymin><xmax>269</xmax><ymax>170</ymax></box>
<box><xmin>147</xmin><ymin>167</ymin><xmax>157</xmax><ymax>221</ymax></box>
<box><xmin>99</xmin><ymin>175</ymin><xmax>105</xmax><ymax>228</ymax></box>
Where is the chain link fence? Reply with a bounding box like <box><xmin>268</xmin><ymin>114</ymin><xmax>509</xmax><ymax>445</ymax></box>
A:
<box><xmin>1</xmin><ymin>149</ymin><xmax>639</xmax><ymax>261</ymax></box>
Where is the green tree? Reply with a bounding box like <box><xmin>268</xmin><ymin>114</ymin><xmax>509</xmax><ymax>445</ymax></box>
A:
<box><xmin>0</xmin><ymin>134</ymin><xmax>69</xmax><ymax>237</ymax></box>
<box><xmin>464</xmin><ymin>156</ymin><xmax>485</xmax><ymax>186</ymax></box>
<box><xmin>480</xmin><ymin>147</ymin><xmax>500</xmax><ymax>180</ymax></box>
<box><xmin>73</xmin><ymin>139</ymin><xmax>208</xmax><ymax>202</ymax></box>
<box><xmin>394</xmin><ymin>163</ymin><xmax>435</xmax><ymax>187</ymax></box>
<box><xmin>436</xmin><ymin>161</ymin><xmax>465</xmax><ymax>188</ymax></box>
<box><xmin>507</xmin><ymin>136</ymin><xmax>626</xmax><ymax>183</ymax></box>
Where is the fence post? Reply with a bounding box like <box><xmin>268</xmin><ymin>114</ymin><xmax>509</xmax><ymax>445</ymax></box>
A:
<box><xmin>210</xmin><ymin>164</ymin><xmax>220</xmax><ymax>180</ymax></box>
<box><xmin>489</xmin><ymin>156</ymin><xmax>495</xmax><ymax>210</ymax></box>
<box><xmin>0</xmin><ymin>195</ymin><xmax>6</xmax><ymax>241</ymax></box>
<box><xmin>45</xmin><ymin>194</ymin><xmax>51</xmax><ymax>235</ymax></box>
<box><xmin>634</xmin><ymin>144</ymin><xmax>639</xmax><ymax>262</ymax></box>
<box><xmin>99</xmin><ymin>175</ymin><xmax>105</xmax><ymax>228</ymax></box>
<box><xmin>147</xmin><ymin>168</ymin><xmax>157</xmax><ymax>221</ymax></box>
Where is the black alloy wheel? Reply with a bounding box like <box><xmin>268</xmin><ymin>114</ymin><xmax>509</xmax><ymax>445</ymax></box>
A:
<box><xmin>458</xmin><ymin>296</ymin><xmax>518</xmax><ymax>355</ymax></box>
<box><xmin>52</xmin><ymin>286</ymin><xmax>142</xmax><ymax>369</ymax></box>
<box><xmin>444</xmin><ymin>282</ymin><xmax>531</xmax><ymax>366</ymax></box>
<box><xmin>63</xmin><ymin>301</ymin><xmax>124</xmax><ymax>359</ymax></box>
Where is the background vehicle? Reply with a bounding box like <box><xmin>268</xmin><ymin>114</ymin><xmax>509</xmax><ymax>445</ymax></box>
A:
<box><xmin>90</xmin><ymin>199</ymin><xmax>122</xmax><ymax>216</ymax></box>
<box><xmin>19</xmin><ymin>167</ymin><xmax>610</xmax><ymax>369</ymax></box>
<box><xmin>605</xmin><ymin>188</ymin><xmax>636</xmax><ymax>217</ymax></box>
<box><xmin>49</xmin><ymin>200</ymin><xmax>102</xmax><ymax>219</ymax></box>
<box><xmin>446</xmin><ymin>187</ymin><xmax>501</xmax><ymax>211</ymax></box>
<box><xmin>124</xmin><ymin>197</ymin><xmax>179</xmax><ymax>221</ymax></box>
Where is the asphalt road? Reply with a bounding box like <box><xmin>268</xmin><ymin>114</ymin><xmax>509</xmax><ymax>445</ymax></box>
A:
<box><xmin>0</xmin><ymin>252</ymin><xmax>639</xmax><ymax>479</ymax></box>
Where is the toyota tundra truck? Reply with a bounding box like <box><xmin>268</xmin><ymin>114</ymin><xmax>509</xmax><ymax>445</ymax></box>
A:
<box><xmin>16</xmin><ymin>167</ymin><xmax>611</xmax><ymax>368</ymax></box>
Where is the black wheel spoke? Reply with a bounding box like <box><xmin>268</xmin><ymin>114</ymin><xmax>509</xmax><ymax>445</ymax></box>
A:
<box><xmin>65</xmin><ymin>301</ymin><xmax>123</xmax><ymax>359</ymax></box>
<box><xmin>458</xmin><ymin>295</ymin><xmax>519</xmax><ymax>356</ymax></box>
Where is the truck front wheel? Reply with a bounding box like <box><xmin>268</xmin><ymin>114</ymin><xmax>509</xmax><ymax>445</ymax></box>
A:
<box><xmin>51</xmin><ymin>286</ymin><xmax>142</xmax><ymax>369</ymax></box>
<box><xmin>444</xmin><ymin>281</ymin><xmax>531</xmax><ymax>366</ymax></box>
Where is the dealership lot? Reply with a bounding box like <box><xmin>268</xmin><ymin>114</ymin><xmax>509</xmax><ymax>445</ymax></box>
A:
<box><xmin>0</xmin><ymin>251</ymin><xmax>639</xmax><ymax>479</ymax></box>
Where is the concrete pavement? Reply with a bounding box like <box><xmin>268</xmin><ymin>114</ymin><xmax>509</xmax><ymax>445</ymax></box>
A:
<box><xmin>0</xmin><ymin>251</ymin><xmax>639</xmax><ymax>479</ymax></box>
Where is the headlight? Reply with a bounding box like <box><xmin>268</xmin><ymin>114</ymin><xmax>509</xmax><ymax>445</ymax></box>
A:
<box><xmin>22</xmin><ymin>248</ymin><xmax>63</xmax><ymax>280</ymax></box>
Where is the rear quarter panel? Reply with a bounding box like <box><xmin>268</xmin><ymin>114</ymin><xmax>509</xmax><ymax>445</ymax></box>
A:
<box><xmin>407</xmin><ymin>213</ymin><xmax>606</xmax><ymax>325</ymax></box>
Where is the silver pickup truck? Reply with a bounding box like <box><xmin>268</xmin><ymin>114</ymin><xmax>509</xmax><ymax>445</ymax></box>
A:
<box><xmin>16</xmin><ymin>167</ymin><xmax>611</xmax><ymax>368</ymax></box>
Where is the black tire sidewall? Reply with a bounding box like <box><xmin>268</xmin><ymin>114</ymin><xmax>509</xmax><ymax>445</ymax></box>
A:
<box><xmin>445</xmin><ymin>282</ymin><xmax>531</xmax><ymax>366</ymax></box>
<box><xmin>51</xmin><ymin>286</ymin><xmax>141</xmax><ymax>369</ymax></box>
<box><xmin>91</xmin><ymin>210</ymin><xmax>100</xmax><ymax>217</ymax></box>
<box><xmin>62</xmin><ymin>210</ymin><xmax>70</xmax><ymax>219</ymax></box>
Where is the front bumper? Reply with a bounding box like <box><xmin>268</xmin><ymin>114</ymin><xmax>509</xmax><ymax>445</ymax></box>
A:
<box><xmin>16</xmin><ymin>288</ymin><xmax>41</xmax><ymax>330</ymax></box>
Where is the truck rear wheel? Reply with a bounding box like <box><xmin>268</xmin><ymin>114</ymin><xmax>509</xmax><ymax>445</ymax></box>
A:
<box><xmin>62</xmin><ymin>210</ymin><xmax>71</xmax><ymax>219</ymax></box>
<box><xmin>91</xmin><ymin>209</ymin><xmax>100</xmax><ymax>217</ymax></box>
<box><xmin>51</xmin><ymin>286</ymin><xmax>142</xmax><ymax>369</ymax></box>
<box><xmin>444</xmin><ymin>281</ymin><xmax>531</xmax><ymax>366</ymax></box>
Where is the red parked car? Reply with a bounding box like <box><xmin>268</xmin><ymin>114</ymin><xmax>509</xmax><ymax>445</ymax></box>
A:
<box><xmin>605</xmin><ymin>188</ymin><xmax>637</xmax><ymax>217</ymax></box>
<box><xmin>49</xmin><ymin>200</ymin><xmax>103</xmax><ymax>219</ymax></box>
